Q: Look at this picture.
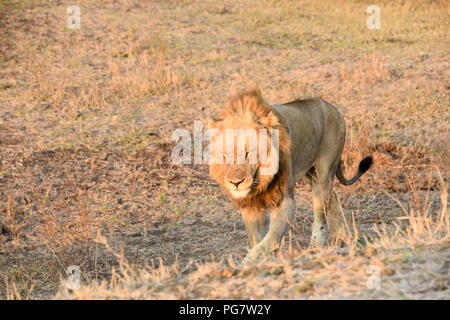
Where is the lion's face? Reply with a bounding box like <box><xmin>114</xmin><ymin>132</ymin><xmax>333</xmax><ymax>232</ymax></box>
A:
<box><xmin>221</xmin><ymin>139</ymin><xmax>262</xmax><ymax>199</ymax></box>
<box><xmin>209</xmin><ymin>118</ymin><xmax>279</xmax><ymax>200</ymax></box>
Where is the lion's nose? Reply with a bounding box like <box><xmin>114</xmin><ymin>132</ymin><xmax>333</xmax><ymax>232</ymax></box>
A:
<box><xmin>229</xmin><ymin>178</ymin><xmax>245</xmax><ymax>188</ymax></box>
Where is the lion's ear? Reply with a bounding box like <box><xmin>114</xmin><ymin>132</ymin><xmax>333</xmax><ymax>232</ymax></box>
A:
<box><xmin>260</xmin><ymin>111</ymin><xmax>280</xmax><ymax>128</ymax></box>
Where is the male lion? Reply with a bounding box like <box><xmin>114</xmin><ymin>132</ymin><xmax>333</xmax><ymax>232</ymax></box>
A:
<box><xmin>208</xmin><ymin>89</ymin><xmax>372</xmax><ymax>262</ymax></box>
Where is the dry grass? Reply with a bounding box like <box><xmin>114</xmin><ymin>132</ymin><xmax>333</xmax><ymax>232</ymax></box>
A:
<box><xmin>0</xmin><ymin>0</ymin><xmax>448</xmax><ymax>299</ymax></box>
<box><xmin>56</xmin><ymin>186</ymin><xmax>449</xmax><ymax>299</ymax></box>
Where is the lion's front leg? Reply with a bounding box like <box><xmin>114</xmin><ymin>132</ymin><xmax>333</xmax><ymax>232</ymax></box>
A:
<box><xmin>243</xmin><ymin>194</ymin><xmax>294</xmax><ymax>263</ymax></box>
<box><xmin>241</xmin><ymin>207</ymin><xmax>266</xmax><ymax>248</ymax></box>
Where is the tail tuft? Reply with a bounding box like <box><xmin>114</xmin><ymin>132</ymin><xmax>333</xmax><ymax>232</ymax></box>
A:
<box><xmin>358</xmin><ymin>156</ymin><xmax>373</xmax><ymax>174</ymax></box>
<box><xmin>336</xmin><ymin>156</ymin><xmax>373</xmax><ymax>186</ymax></box>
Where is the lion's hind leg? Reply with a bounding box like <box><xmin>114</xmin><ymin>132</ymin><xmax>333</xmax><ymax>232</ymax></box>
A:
<box><xmin>306</xmin><ymin>163</ymin><xmax>345</xmax><ymax>248</ymax></box>
<box><xmin>308</xmin><ymin>169</ymin><xmax>331</xmax><ymax>247</ymax></box>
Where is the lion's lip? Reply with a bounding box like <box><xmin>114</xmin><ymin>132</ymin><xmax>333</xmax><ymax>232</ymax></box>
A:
<box><xmin>229</xmin><ymin>188</ymin><xmax>250</xmax><ymax>199</ymax></box>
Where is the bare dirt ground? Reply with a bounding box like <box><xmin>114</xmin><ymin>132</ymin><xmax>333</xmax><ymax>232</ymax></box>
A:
<box><xmin>0</xmin><ymin>0</ymin><xmax>448</xmax><ymax>299</ymax></box>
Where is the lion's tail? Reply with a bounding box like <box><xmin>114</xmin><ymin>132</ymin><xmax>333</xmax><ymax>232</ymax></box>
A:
<box><xmin>336</xmin><ymin>156</ymin><xmax>373</xmax><ymax>186</ymax></box>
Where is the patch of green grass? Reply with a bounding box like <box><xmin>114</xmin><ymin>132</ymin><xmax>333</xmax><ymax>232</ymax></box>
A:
<box><xmin>159</xmin><ymin>193</ymin><xmax>166</xmax><ymax>205</ymax></box>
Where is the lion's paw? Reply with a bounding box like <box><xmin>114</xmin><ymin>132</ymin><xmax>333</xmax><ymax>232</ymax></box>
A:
<box><xmin>242</xmin><ymin>243</ymin><xmax>273</xmax><ymax>265</ymax></box>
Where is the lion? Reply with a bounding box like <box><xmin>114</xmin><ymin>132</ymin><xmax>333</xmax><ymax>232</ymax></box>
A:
<box><xmin>208</xmin><ymin>89</ymin><xmax>372</xmax><ymax>263</ymax></box>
